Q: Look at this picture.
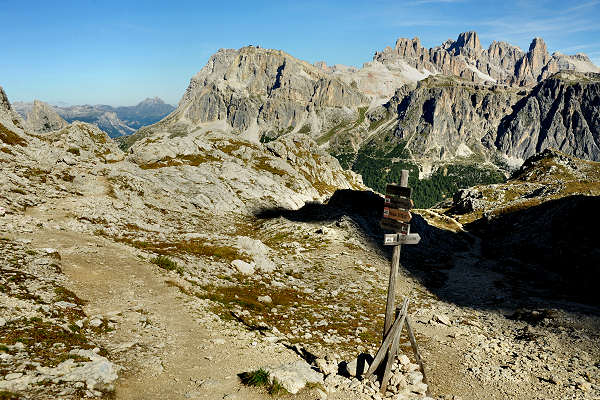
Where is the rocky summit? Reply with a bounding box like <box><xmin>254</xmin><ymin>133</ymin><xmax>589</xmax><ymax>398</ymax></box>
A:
<box><xmin>1</xmin><ymin>28</ymin><xmax>600</xmax><ymax>400</ymax></box>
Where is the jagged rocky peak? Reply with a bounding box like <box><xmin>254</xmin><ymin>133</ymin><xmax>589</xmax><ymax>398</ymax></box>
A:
<box><xmin>25</xmin><ymin>100</ymin><xmax>68</xmax><ymax>133</ymax></box>
<box><xmin>0</xmin><ymin>86</ymin><xmax>27</xmax><ymax>134</ymax></box>
<box><xmin>378</xmin><ymin>74</ymin><xmax>524</xmax><ymax>163</ymax></box>
<box><xmin>373</xmin><ymin>31</ymin><xmax>598</xmax><ymax>87</ymax></box>
<box><xmin>0</xmin><ymin>86</ymin><xmax>12</xmax><ymax>114</ymax></box>
<box><xmin>450</xmin><ymin>31</ymin><xmax>483</xmax><ymax>57</ymax></box>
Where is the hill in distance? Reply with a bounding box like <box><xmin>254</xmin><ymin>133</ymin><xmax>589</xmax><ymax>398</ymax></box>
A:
<box><xmin>13</xmin><ymin>97</ymin><xmax>175</xmax><ymax>138</ymax></box>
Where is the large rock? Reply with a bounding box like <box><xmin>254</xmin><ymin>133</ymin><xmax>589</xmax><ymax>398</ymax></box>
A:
<box><xmin>265</xmin><ymin>360</ymin><xmax>324</xmax><ymax>394</ymax></box>
<box><xmin>24</xmin><ymin>100</ymin><xmax>68</xmax><ymax>133</ymax></box>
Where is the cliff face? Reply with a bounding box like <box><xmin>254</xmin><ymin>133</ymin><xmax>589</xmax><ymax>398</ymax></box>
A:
<box><xmin>494</xmin><ymin>71</ymin><xmax>600</xmax><ymax>162</ymax></box>
<box><xmin>140</xmin><ymin>46</ymin><xmax>367</xmax><ymax>143</ymax></box>
<box><xmin>380</xmin><ymin>75</ymin><xmax>524</xmax><ymax>162</ymax></box>
<box><xmin>24</xmin><ymin>100</ymin><xmax>68</xmax><ymax>133</ymax></box>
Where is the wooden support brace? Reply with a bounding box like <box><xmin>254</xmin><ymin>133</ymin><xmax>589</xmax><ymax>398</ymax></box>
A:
<box><xmin>365</xmin><ymin>296</ymin><xmax>410</xmax><ymax>380</ymax></box>
<box><xmin>380</xmin><ymin>301</ymin><xmax>410</xmax><ymax>393</ymax></box>
<box><xmin>406</xmin><ymin>316</ymin><xmax>428</xmax><ymax>385</ymax></box>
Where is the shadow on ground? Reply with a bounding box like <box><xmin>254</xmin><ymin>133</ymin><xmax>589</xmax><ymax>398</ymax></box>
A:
<box><xmin>254</xmin><ymin>189</ymin><xmax>600</xmax><ymax>313</ymax></box>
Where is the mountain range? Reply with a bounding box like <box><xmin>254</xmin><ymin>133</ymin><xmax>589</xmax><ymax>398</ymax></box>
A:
<box><xmin>120</xmin><ymin>31</ymin><xmax>599</xmax><ymax>207</ymax></box>
<box><xmin>13</xmin><ymin>97</ymin><xmax>175</xmax><ymax>138</ymax></box>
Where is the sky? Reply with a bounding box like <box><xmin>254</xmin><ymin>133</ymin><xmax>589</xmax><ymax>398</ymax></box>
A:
<box><xmin>1</xmin><ymin>0</ymin><xmax>599</xmax><ymax>106</ymax></box>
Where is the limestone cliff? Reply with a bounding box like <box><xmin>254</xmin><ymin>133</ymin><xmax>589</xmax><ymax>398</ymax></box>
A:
<box><xmin>493</xmin><ymin>71</ymin><xmax>600</xmax><ymax>162</ymax></box>
<box><xmin>133</xmin><ymin>46</ymin><xmax>367</xmax><ymax>145</ymax></box>
<box><xmin>373</xmin><ymin>32</ymin><xmax>599</xmax><ymax>87</ymax></box>
<box><xmin>24</xmin><ymin>100</ymin><xmax>68</xmax><ymax>133</ymax></box>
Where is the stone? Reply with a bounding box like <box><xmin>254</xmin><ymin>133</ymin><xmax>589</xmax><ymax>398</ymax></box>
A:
<box><xmin>257</xmin><ymin>295</ymin><xmax>272</xmax><ymax>303</ymax></box>
<box><xmin>398</xmin><ymin>354</ymin><xmax>410</xmax><ymax>366</ymax></box>
<box><xmin>315</xmin><ymin>358</ymin><xmax>337</xmax><ymax>376</ymax></box>
<box><xmin>0</xmin><ymin>317</ymin><xmax>5</xmax><ymax>327</ymax></box>
<box><xmin>433</xmin><ymin>314</ymin><xmax>452</xmax><ymax>326</ymax></box>
<box><xmin>265</xmin><ymin>360</ymin><xmax>324</xmax><ymax>395</ymax></box>
<box><xmin>345</xmin><ymin>353</ymin><xmax>372</xmax><ymax>378</ymax></box>
<box><xmin>89</xmin><ymin>318</ymin><xmax>103</xmax><ymax>328</ymax></box>
<box><xmin>231</xmin><ymin>260</ymin><xmax>255</xmax><ymax>275</ymax></box>
<box><xmin>58</xmin><ymin>349</ymin><xmax>120</xmax><ymax>391</ymax></box>
<box><xmin>5</xmin><ymin>373</ymin><xmax>23</xmax><ymax>380</ymax></box>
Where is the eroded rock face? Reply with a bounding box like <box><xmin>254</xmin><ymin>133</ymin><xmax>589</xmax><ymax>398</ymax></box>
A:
<box><xmin>24</xmin><ymin>100</ymin><xmax>68</xmax><ymax>133</ymax></box>
<box><xmin>494</xmin><ymin>71</ymin><xmax>600</xmax><ymax>162</ymax></box>
<box><xmin>377</xmin><ymin>75</ymin><xmax>524</xmax><ymax>162</ymax></box>
<box><xmin>138</xmin><ymin>46</ymin><xmax>367</xmax><ymax>141</ymax></box>
<box><xmin>127</xmin><ymin>128</ymin><xmax>364</xmax><ymax>214</ymax></box>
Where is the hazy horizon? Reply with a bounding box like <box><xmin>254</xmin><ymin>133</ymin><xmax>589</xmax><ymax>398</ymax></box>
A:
<box><xmin>2</xmin><ymin>0</ymin><xmax>599</xmax><ymax>107</ymax></box>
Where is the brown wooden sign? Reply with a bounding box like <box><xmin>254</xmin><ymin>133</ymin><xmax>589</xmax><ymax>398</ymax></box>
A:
<box><xmin>380</xmin><ymin>218</ymin><xmax>409</xmax><ymax>234</ymax></box>
<box><xmin>384</xmin><ymin>196</ymin><xmax>413</xmax><ymax>210</ymax></box>
<box><xmin>386</xmin><ymin>184</ymin><xmax>411</xmax><ymax>198</ymax></box>
<box><xmin>383</xmin><ymin>207</ymin><xmax>412</xmax><ymax>222</ymax></box>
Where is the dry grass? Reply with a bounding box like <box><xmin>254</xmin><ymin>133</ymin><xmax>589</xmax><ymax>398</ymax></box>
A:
<box><xmin>0</xmin><ymin>123</ymin><xmax>27</xmax><ymax>147</ymax></box>
<box><xmin>140</xmin><ymin>154</ymin><xmax>220</xmax><ymax>169</ymax></box>
<box><xmin>112</xmin><ymin>236</ymin><xmax>249</xmax><ymax>263</ymax></box>
<box><xmin>254</xmin><ymin>157</ymin><xmax>287</xmax><ymax>177</ymax></box>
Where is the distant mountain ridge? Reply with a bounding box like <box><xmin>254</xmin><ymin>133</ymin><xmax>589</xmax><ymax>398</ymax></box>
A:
<box><xmin>13</xmin><ymin>97</ymin><xmax>175</xmax><ymax>138</ymax></box>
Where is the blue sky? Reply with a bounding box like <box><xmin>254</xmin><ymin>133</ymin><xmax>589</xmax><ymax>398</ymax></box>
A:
<box><xmin>1</xmin><ymin>0</ymin><xmax>599</xmax><ymax>106</ymax></box>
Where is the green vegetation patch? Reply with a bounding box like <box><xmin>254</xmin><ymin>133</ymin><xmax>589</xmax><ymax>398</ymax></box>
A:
<box><xmin>254</xmin><ymin>157</ymin><xmax>287</xmax><ymax>177</ymax></box>
<box><xmin>240</xmin><ymin>369</ymin><xmax>289</xmax><ymax>396</ymax></box>
<box><xmin>111</xmin><ymin>236</ymin><xmax>250</xmax><ymax>263</ymax></box>
<box><xmin>0</xmin><ymin>391</ymin><xmax>20</xmax><ymax>400</ymax></box>
<box><xmin>352</xmin><ymin>139</ymin><xmax>505</xmax><ymax>208</ymax></box>
<box><xmin>0</xmin><ymin>319</ymin><xmax>95</xmax><ymax>367</ymax></box>
<box><xmin>140</xmin><ymin>153</ymin><xmax>220</xmax><ymax>169</ymax></box>
<box><xmin>151</xmin><ymin>255</ymin><xmax>184</xmax><ymax>275</ymax></box>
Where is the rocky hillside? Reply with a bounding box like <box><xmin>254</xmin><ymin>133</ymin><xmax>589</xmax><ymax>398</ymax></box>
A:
<box><xmin>14</xmin><ymin>98</ymin><xmax>175</xmax><ymax>138</ymax></box>
<box><xmin>446</xmin><ymin>149</ymin><xmax>600</xmax><ymax>303</ymax></box>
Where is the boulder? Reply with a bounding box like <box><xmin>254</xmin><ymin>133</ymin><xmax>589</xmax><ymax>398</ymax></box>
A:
<box><xmin>231</xmin><ymin>259</ymin><xmax>255</xmax><ymax>275</ymax></box>
<box><xmin>265</xmin><ymin>360</ymin><xmax>323</xmax><ymax>394</ymax></box>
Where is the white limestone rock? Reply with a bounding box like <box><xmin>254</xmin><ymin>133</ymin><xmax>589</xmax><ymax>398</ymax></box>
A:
<box><xmin>265</xmin><ymin>360</ymin><xmax>324</xmax><ymax>394</ymax></box>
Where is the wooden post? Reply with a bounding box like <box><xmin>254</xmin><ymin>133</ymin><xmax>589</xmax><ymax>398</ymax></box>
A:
<box><xmin>382</xmin><ymin>170</ymin><xmax>409</xmax><ymax>339</ymax></box>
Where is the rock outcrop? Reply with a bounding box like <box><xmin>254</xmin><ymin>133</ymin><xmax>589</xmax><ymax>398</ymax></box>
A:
<box><xmin>448</xmin><ymin>149</ymin><xmax>600</xmax><ymax>304</ymax></box>
<box><xmin>24</xmin><ymin>100</ymin><xmax>68</xmax><ymax>133</ymax></box>
<box><xmin>494</xmin><ymin>71</ymin><xmax>600</xmax><ymax>162</ymax></box>
<box><xmin>379</xmin><ymin>75</ymin><xmax>524</xmax><ymax>162</ymax></box>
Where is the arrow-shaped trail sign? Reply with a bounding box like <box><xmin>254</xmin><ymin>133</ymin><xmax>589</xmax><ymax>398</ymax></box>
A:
<box><xmin>383</xmin><ymin>233</ymin><xmax>421</xmax><ymax>246</ymax></box>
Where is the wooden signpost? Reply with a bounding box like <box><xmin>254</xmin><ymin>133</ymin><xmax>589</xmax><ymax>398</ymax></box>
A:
<box><xmin>366</xmin><ymin>170</ymin><xmax>427</xmax><ymax>394</ymax></box>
